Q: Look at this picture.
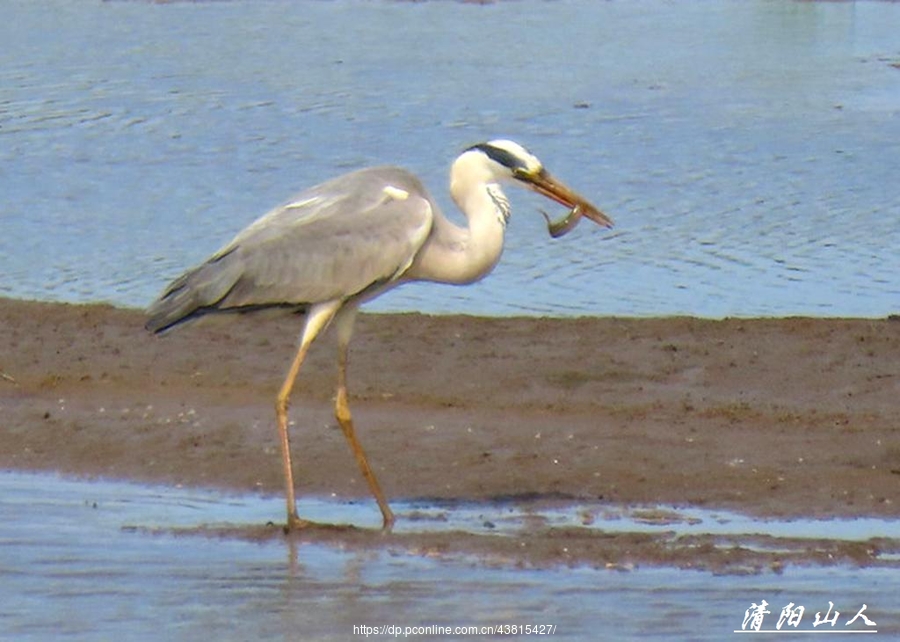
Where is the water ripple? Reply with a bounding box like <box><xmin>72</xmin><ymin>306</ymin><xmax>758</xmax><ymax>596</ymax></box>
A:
<box><xmin>1</xmin><ymin>0</ymin><xmax>899</xmax><ymax>317</ymax></box>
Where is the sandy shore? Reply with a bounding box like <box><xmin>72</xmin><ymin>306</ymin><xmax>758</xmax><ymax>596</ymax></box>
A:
<box><xmin>2</xmin><ymin>297</ymin><xmax>898</xmax><ymax>569</ymax></box>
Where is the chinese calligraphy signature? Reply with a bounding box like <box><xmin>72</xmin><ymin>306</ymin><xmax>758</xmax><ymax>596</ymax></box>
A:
<box><xmin>738</xmin><ymin>600</ymin><xmax>876</xmax><ymax>633</ymax></box>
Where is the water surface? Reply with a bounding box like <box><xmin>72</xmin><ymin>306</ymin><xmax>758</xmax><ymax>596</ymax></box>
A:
<box><xmin>3</xmin><ymin>472</ymin><xmax>899</xmax><ymax>640</ymax></box>
<box><xmin>1</xmin><ymin>0</ymin><xmax>898</xmax><ymax>317</ymax></box>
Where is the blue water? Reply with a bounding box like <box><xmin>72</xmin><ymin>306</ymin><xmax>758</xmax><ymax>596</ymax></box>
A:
<box><xmin>1</xmin><ymin>0</ymin><xmax>898</xmax><ymax>317</ymax></box>
<box><xmin>3</xmin><ymin>472</ymin><xmax>898</xmax><ymax>641</ymax></box>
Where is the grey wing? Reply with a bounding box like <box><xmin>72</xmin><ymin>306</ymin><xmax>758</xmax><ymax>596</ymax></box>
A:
<box><xmin>146</xmin><ymin>167</ymin><xmax>433</xmax><ymax>333</ymax></box>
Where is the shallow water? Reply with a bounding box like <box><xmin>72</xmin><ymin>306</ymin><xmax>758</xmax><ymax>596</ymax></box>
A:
<box><xmin>2</xmin><ymin>0</ymin><xmax>899</xmax><ymax>317</ymax></box>
<box><xmin>3</xmin><ymin>472</ymin><xmax>899</xmax><ymax>640</ymax></box>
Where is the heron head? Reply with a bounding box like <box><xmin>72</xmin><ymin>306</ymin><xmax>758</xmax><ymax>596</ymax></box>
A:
<box><xmin>464</xmin><ymin>140</ymin><xmax>613</xmax><ymax>234</ymax></box>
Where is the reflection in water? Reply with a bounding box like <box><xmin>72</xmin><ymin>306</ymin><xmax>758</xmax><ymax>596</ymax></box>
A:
<box><xmin>0</xmin><ymin>1</ymin><xmax>898</xmax><ymax>317</ymax></box>
<box><xmin>3</xmin><ymin>472</ymin><xmax>900</xmax><ymax>640</ymax></box>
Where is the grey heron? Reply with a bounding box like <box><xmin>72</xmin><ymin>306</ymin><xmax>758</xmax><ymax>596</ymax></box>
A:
<box><xmin>146</xmin><ymin>140</ymin><xmax>613</xmax><ymax>531</ymax></box>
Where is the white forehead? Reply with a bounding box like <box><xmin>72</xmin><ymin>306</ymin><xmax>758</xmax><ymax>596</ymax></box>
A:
<box><xmin>486</xmin><ymin>139</ymin><xmax>543</xmax><ymax>173</ymax></box>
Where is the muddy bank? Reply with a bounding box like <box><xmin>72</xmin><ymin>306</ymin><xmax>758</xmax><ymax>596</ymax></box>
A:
<box><xmin>2</xmin><ymin>298</ymin><xmax>898</xmax><ymax>568</ymax></box>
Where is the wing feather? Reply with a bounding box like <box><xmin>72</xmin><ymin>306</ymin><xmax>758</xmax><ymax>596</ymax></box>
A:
<box><xmin>146</xmin><ymin>167</ymin><xmax>433</xmax><ymax>332</ymax></box>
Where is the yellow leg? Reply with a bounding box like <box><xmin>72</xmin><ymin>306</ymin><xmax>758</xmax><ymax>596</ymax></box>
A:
<box><xmin>334</xmin><ymin>308</ymin><xmax>395</xmax><ymax>531</ymax></box>
<box><xmin>276</xmin><ymin>302</ymin><xmax>340</xmax><ymax>531</ymax></box>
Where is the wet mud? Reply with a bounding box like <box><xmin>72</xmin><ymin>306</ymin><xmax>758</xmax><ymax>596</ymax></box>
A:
<box><xmin>2</xmin><ymin>298</ymin><xmax>899</xmax><ymax>573</ymax></box>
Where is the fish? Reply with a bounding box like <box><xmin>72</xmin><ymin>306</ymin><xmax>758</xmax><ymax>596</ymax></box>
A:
<box><xmin>540</xmin><ymin>204</ymin><xmax>584</xmax><ymax>238</ymax></box>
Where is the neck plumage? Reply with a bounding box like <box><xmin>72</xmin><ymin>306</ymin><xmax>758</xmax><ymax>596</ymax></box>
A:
<box><xmin>406</xmin><ymin>154</ymin><xmax>509</xmax><ymax>285</ymax></box>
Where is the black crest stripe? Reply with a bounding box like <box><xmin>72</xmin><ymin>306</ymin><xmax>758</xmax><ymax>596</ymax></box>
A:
<box><xmin>466</xmin><ymin>143</ymin><xmax>529</xmax><ymax>172</ymax></box>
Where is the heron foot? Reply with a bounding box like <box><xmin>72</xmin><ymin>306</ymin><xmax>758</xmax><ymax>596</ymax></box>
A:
<box><xmin>284</xmin><ymin>513</ymin><xmax>315</xmax><ymax>533</ymax></box>
<box><xmin>282</xmin><ymin>513</ymin><xmax>394</xmax><ymax>534</ymax></box>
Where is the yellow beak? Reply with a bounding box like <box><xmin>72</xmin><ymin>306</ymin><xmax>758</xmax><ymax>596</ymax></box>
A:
<box><xmin>518</xmin><ymin>169</ymin><xmax>614</xmax><ymax>235</ymax></box>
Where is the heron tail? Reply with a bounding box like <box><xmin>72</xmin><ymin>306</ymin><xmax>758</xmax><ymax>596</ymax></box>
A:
<box><xmin>145</xmin><ymin>249</ymin><xmax>243</xmax><ymax>334</ymax></box>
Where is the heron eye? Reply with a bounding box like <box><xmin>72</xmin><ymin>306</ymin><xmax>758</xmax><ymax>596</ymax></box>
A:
<box><xmin>513</xmin><ymin>167</ymin><xmax>535</xmax><ymax>180</ymax></box>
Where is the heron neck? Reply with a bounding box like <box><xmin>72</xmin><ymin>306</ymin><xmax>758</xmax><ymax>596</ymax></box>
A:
<box><xmin>453</xmin><ymin>181</ymin><xmax>508</xmax><ymax>277</ymax></box>
<box><xmin>406</xmin><ymin>179</ymin><xmax>507</xmax><ymax>286</ymax></box>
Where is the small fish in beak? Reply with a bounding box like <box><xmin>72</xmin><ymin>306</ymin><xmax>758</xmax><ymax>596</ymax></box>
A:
<box><xmin>540</xmin><ymin>204</ymin><xmax>584</xmax><ymax>238</ymax></box>
<box><xmin>518</xmin><ymin>168</ymin><xmax>614</xmax><ymax>236</ymax></box>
